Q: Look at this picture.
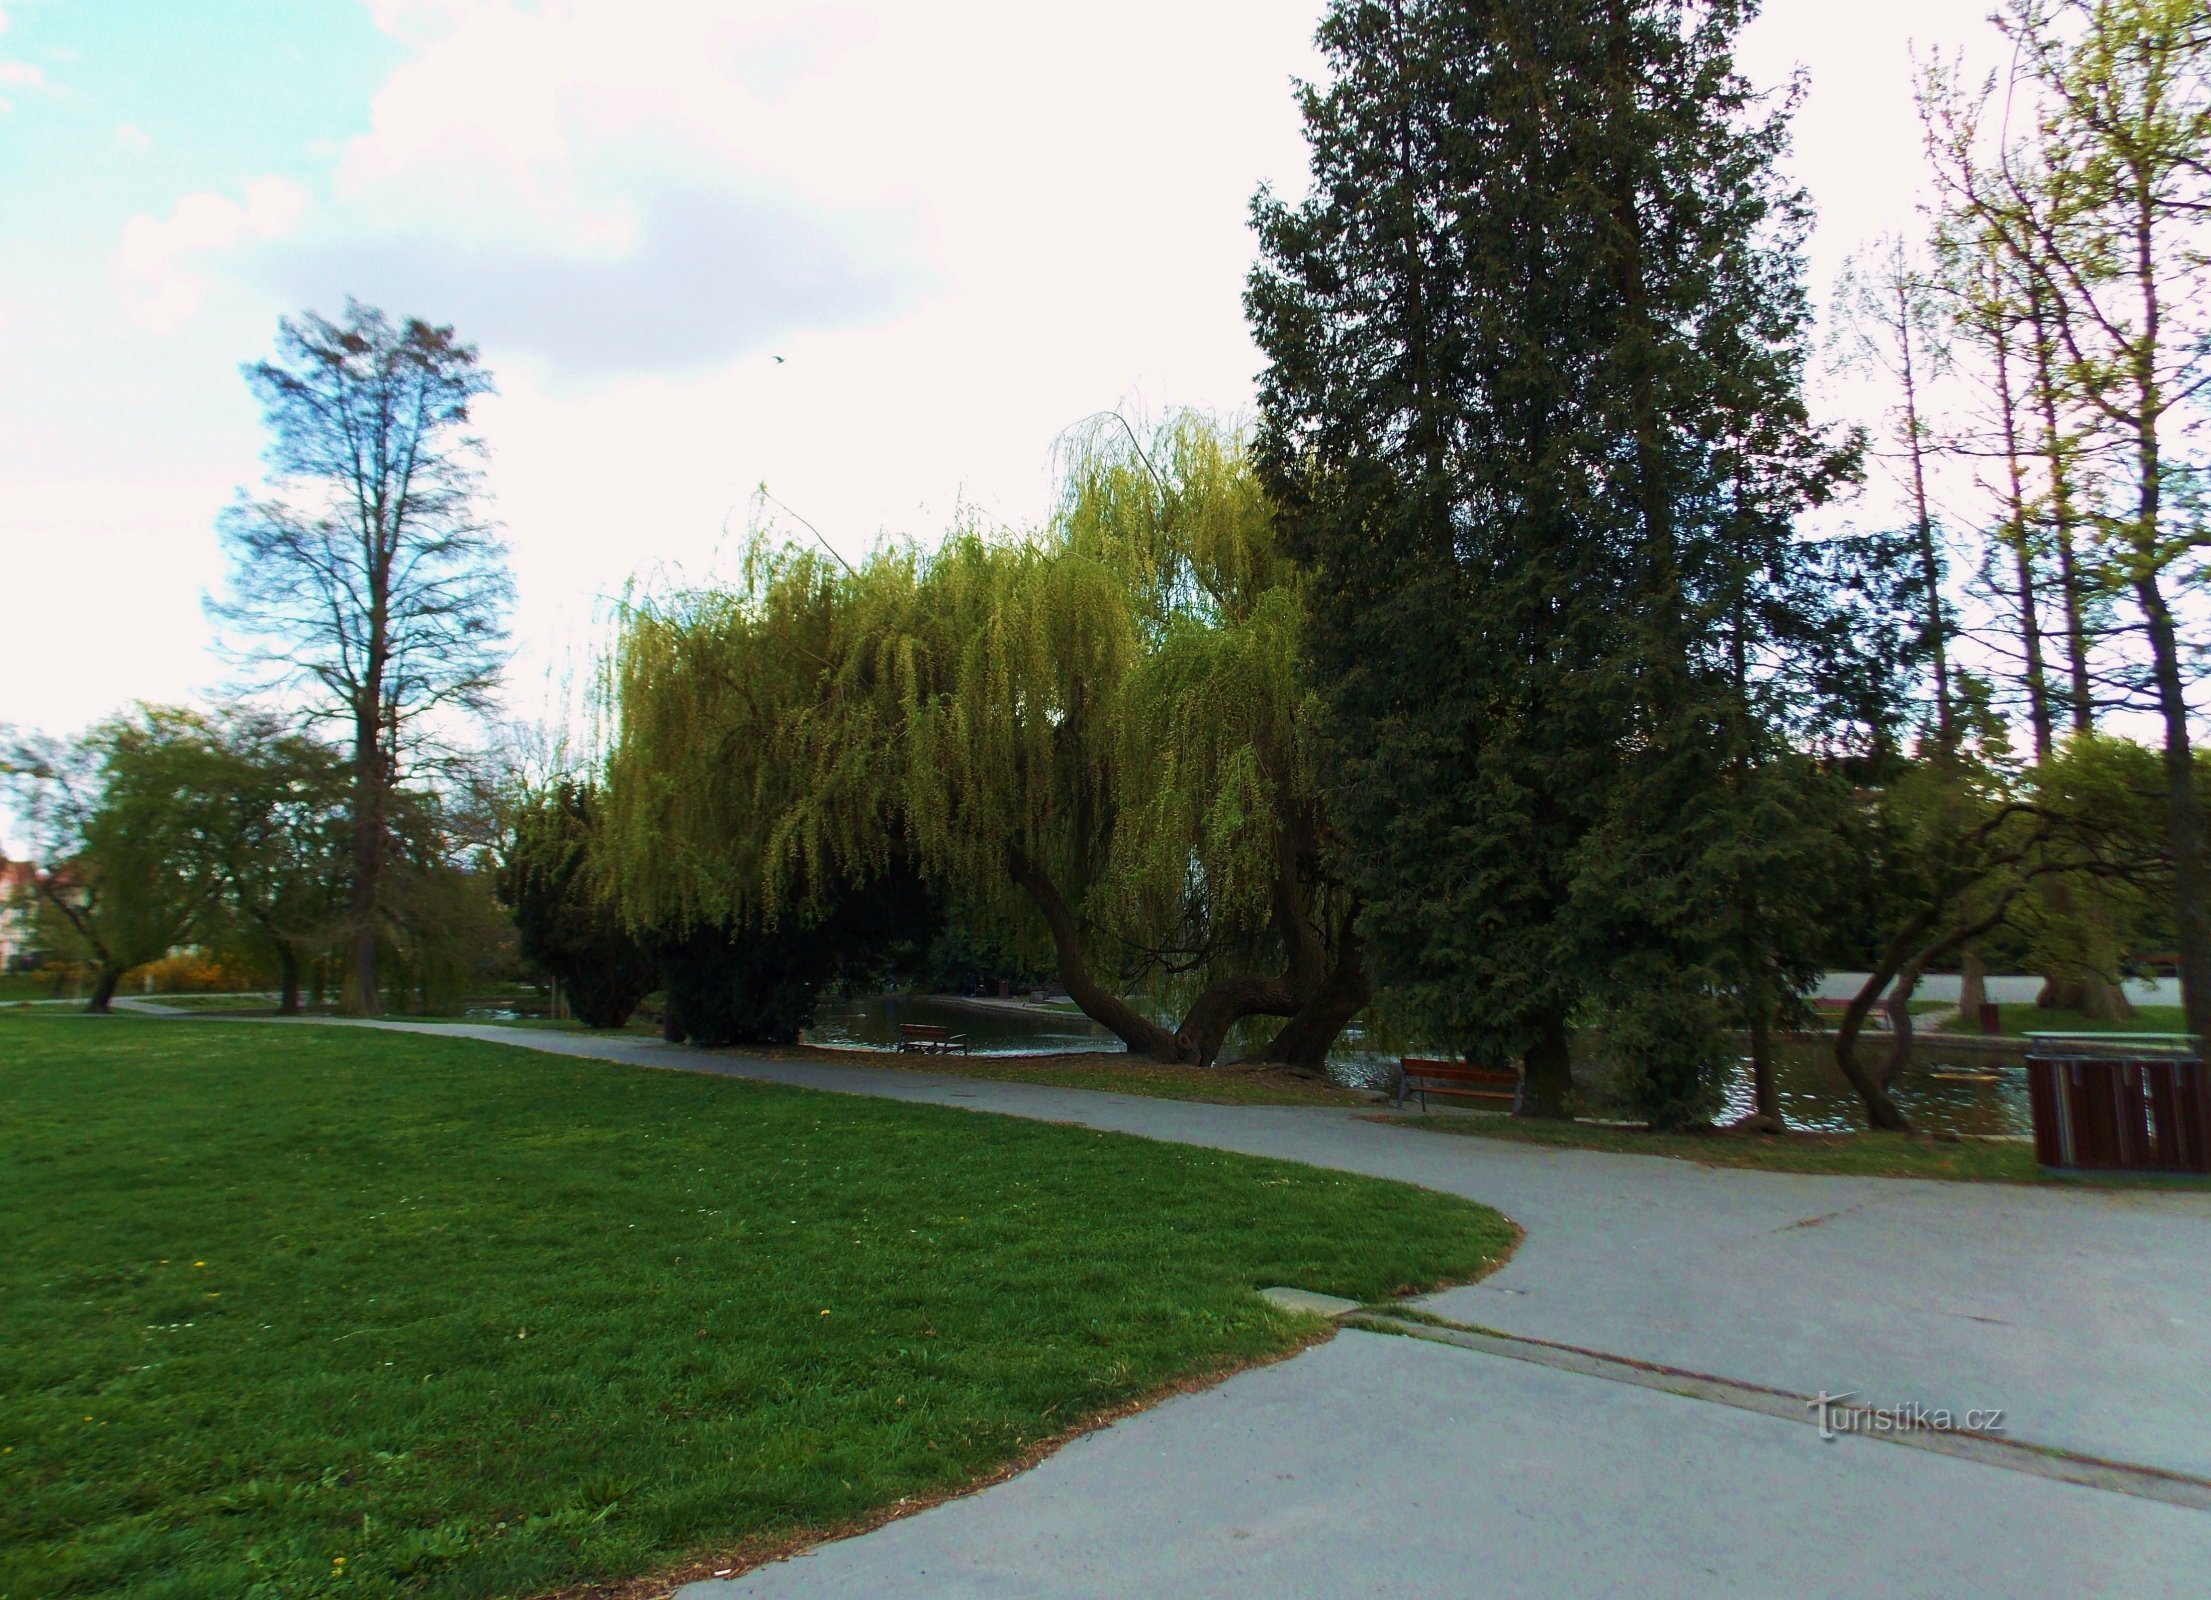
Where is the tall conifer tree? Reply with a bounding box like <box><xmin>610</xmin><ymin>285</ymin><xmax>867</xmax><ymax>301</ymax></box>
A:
<box><xmin>1250</xmin><ymin>0</ymin><xmax>1858</xmax><ymax>1123</ymax></box>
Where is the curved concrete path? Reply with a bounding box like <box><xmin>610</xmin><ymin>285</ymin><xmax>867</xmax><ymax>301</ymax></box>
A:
<box><xmin>212</xmin><ymin>1019</ymin><xmax>2211</xmax><ymax>1595</ymax></box>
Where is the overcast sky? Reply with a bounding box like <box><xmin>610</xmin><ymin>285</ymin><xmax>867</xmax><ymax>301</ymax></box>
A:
<box><xmin>1</xmin><ymin>0</ymin><xmax>2010</xmax><ymax>787</ymax></box>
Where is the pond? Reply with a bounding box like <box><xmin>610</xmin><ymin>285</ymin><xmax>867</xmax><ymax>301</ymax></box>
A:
<box><xmin>808</xmin><ymin>994</ymin><xmax>2034</xmax><ymax>1137</ymax></box>
<box><xmin>805</xmin><ymin>994</ymin><xmax>1119</xmax><ymax>1056</ymax></box>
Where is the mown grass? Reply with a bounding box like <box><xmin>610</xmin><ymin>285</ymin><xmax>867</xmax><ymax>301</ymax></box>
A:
<box><xmin>0</xmin><ymin>1014</ymin><xmax>1510</xmax><ymax>1599</ymax></box>
<box><xmin>1381</xmin><ymin>1110</ymin><xmax>2211</xmax><ymax>1186</ymax></box>
<box><xmin>0</xmin><ymin>972</ymin><xmax>82</xmax><ymax>1002</ymax></box>
<box><xmin>1992</xmin><ymin>1003</ymin><xmax>2188</xmax><ymax>1038</ymax></box>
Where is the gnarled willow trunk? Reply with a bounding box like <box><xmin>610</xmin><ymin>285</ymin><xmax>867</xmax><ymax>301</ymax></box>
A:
<box><xmin>1006</xmin><ymin>844</ymin><xmax>1183</xmax><ymax>1059</ymax></box>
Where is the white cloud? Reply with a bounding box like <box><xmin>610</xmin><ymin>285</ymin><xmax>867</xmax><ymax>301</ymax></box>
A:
<box><xmin>6</xmin><ymin>0</ymin><xmax>2045</xmax><ymax>755</ymax></box>
<box><xmin>274</xmin><ymin>1</ymin><xmax>933</xmax><ymax>380</ymax></box>
<box><xmin>116</xmin><ymin>176</ymin><xmax>311</xmax><ymax>331</ymax></box>
<box><xmin>275</xmin><ymin>184</ymin><xmax>928</xmax><ymax>377</ymax></box>
<box><xmin>0</xmin><ymin>1</ymin><xmax>63</xmax><ymax>108</ymax></box>
<box><xmin>0</xmin><ymin>53</ymin><xmax>43</xmax><ymax>111</ymax></box>
<box><xmin>114</xmin><ymin>120</ymin><xmax>153</xmax><ymax>153</ymax></box>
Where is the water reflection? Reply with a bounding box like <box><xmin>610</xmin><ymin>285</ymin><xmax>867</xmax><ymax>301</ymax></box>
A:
<box><xmin>1686</xmin><ymin>1043</ymin><xmax>2026</xmax><ymax>1137</ymax></box>
<box><xmin>806</xmin><ymin>994</ymin><xmax>1115</xmax><ymax>1056</ymax></box>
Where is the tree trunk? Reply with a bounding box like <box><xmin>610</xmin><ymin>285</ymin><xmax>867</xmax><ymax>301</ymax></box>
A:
<box><xmin>1006</xmin><ymin>844</ymin><xmax>1184</xmax><ymax>1059</ymax></box>
<box><xmin>2078</xmin><ymin>971</ymin><xmax>2136</xmax><ymax>1024</ymax></box>
<box><xmin>85</xmin><ymin>964</ymin><xmax>123</xmax><ymax>1014</ymax></box>
<box><xmin>1737</xmin><ymin>1011</ymin><xmax>1783</xmax><ymax>1133</ymax></box>
<box><xmin>1174</xmin><ymin>973</ymin><xmax>1299</xmax><ymax>1067</ymax></box>
<box><xmin>1881</xmin><ymin>958</ymin><xmax>1930</xmax><ymax>1088</ymax></box>
<box><xmin>1247</xmin><ymin>915</ymin><xmax>1370</xmax><ymax>1075</ymax></box>
<box><xmin>2136</xmin><ymin>572</ymin><xmax>2211</xmax><ymax>1044</ymax></box>
<box><xmin>1518</xmin><ymin>1008</ymin><xmax>1574</xmax><ymax>1119</ymax></box>
<box><xmin>1957</xmin><ymin>948</ymin><xmax>1987</xmax><ymax>1024</ymax></box>
<box><xmin>277</xmin><ymin>942</ymin><xmax>302</xmax><ymax>1016</ymax></box>
<box><xmin>2027</xmin><ymin>284</ymin><xmax>2094</xmax><ymax>735</ymax></box>
<box><xmin>1835</xmin><ymin>918</ymin><xmax>1928</xmax><ymax>1132</ymax></box>
<box><xmin>1880</xmin><ymin>904</ymin><xmax>2014</xmax><ymax>1094</ymax></box>
<box><xmin>346</xmin><ymin>723</ymin><xmax>384</xmax><ymax>1017</ymax></box>
<box><xmin>1898</xmin><ymin>277</ymin><xmax>1953</xmax><ymax>751</ymax></box>
<box><xmin>1992</xmin><ymin>306</ymin><xmax>2052</xmax><ymax>761</ymax></box>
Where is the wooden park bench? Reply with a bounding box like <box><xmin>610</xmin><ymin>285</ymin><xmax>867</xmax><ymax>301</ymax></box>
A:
<box><xmin>1395</xmin><ymin>1057</ymin><xmax>1520</xmax><ymax>1112</ymax></box>
<box><xmin>896</xmin><ymin>1022</ymin><xmax>969</xmax><ymax>1055</ymax></box>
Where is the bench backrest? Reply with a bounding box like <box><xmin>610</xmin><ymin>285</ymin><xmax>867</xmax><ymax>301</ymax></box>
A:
<box><xmin>1401</xmin><ymin>1057</ymin><xmax>1518</xmax><ymax>1089</ymax></box>
<box><xmin>899</xmin><ymin>1023</ymin><xmax>951</xmax><ymax>1039</ymax></box>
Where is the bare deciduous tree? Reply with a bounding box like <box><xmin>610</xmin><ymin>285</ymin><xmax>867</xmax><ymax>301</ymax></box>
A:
<box><xmin>209</xmin><ymin>300</ymin><xmax>512</xmax><ymax>1015</ymax></box>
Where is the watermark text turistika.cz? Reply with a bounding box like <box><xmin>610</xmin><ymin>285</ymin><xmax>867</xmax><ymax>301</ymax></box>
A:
<box><xmin>1806</xmin><ymin>1391</ymin><xmax>2006</xmax><ymax>1442</ymax></box>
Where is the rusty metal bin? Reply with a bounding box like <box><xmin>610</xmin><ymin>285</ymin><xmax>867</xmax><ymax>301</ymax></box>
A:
<box><xmin>2024</xmin><ymin>1034</ymin><xmax>2209</xmax><ymax>1175</ymax></box>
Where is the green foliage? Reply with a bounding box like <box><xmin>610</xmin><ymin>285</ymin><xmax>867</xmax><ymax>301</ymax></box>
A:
<box><xmin>499</xmin><ymin>783</ymin><xmax>660</xmax><ymax>1028</ymax></box>
<box><xmin>167</xmin><ymin>709</ymin><xmax>353</xmax><ymax>1007</ymax></box>
<box><xmin>657</xmin><ymin>866</ymin><xmax>938</xmax><ymax>1048</ymax></box>
<box><xmin>1248</xmin><ymin>0</ymin><xmax>1865</xmax><ymax>1122</ymax></box>
<box><xmin>1</xmin><ymin>709</ymin><xmax>224</xmax><ymax>1005</ymax></box>
<box><xmin>601</xmin><ymin>414</ymin><xmax>1359</xmax><ymax>1063</ymax></box>
<box><xmin>2017</xmin><ymin>735</ymin><xmax>2205</xmax><ymax>991</ymax></box>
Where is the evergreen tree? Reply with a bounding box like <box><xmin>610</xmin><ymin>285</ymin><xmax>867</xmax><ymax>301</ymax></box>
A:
<box><xmin>1249</xmin><ymin>0</ymin><xmax>1857</xmax><ymax>1123</ymax></box>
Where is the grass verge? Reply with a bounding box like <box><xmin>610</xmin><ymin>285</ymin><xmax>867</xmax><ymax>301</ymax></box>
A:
<box><xmin>1992</xmin><ymin>1003</ymin><xmax>2187</xmax><ymax>1038</ymax></box>
<box><xmin>1375</xmin><ymin>1109</ymin><xmax>2211</xmax><ymax>1186</ymax></box>
<box><xmin>0</xmin><ymin>1013</ymin><xmax>1510</xmax><ymax>1599</ymax></box>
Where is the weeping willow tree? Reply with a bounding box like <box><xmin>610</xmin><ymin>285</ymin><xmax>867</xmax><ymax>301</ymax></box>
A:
<box><xmin>598</xmin><ymin>412</ymin><xmax>1365</xmax><ymax>1069</ymax></box>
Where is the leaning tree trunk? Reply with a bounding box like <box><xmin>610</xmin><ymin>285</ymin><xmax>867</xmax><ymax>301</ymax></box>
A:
<box><xmin>1006</xmin><ymin>845</ymin><xmax>1184</xmax><ymax>1059</ymax></box>
<box><xmin>85</xmin><ymin>964</ymin><xmax>124</xmax><ymax>1015</ymax></box>
<box><xmin>1246</xmin><ymin>917</ymin><xmax>1370</xmax><ymax>1076</ymax></box>
<box><xmin>1836</xmin><ymin>917</ymin><xmax>1931</xmax><ymax>1133</ymax></box>
<box><xmin>1876</xmin><ymin>904</ymin><xmax>2015</xmax><ymax>1111</ymax></box>
<box><xmin>1881</xmin><ymin>957</ymin><xmax>1932</xmax><ymax>1090</ymax></box>
<box><xmin>1175</xmin><ymin>973</ymin><xmax>1299</xmax><ymax>1068</ymax></box>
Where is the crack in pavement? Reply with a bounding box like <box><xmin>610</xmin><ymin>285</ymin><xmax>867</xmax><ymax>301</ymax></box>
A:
<box><xmin>1346</xmin><ymin>1308</ymin><xmax>2211</xmax><ymax>1513</ymax></box>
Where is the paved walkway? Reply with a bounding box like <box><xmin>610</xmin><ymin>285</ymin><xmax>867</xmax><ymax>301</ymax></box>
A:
<box><xmin>218</xmin><ymin>1019</ymin><xmax>2211</xmax><ymax>1594</ymax></box>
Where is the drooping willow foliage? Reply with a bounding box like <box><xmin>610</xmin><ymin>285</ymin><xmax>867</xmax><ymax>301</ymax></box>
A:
<box><xmin>596</xmin><ymin>412</ymin><xmax>1363</xmax><ymax>1067</ymax></box>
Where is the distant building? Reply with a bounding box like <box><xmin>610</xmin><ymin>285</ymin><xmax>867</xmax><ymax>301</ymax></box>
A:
<box><xmin>1</xmin><ymin>859</ymin><xmax>39</xmax><ymax>972</ymax></box>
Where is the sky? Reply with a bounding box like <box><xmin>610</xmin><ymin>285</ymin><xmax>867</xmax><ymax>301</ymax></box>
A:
<box><xmin>1</xmin><ymin>0</ymin><xmax>2015</xmax><ymax>800</ymax></box>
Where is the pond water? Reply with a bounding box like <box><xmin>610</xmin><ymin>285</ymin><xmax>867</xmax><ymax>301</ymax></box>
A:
<box><xmin>1647</xmin><ymin>1043</ymin><xmax>2028</xmax><ymax>1137</ymax></box>
<box><xmin>808</xmin><ymin>994</ymin><xmax>2034</xmax><ymax>1137</ymax></box>
<box><xmin>805</xmin><ymin>994</ymin><xmax>1118</xmax><ymax>1056</ymax></box>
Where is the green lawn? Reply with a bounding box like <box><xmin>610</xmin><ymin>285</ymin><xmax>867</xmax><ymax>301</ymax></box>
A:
<box><xmin>0</xmin><ymin>1015</ymin><xmax>1510</xmax><ymax>1599</ymax></box>
<box><xmin>0</xmin><ymin>972</ymin><xmax>81</xmax><ymax>1002</ymax></box>
<box><xmin>1381</xmin><ymin>1110</ymin><xmax>2211</xmax><ymax>1186</ymax></box>
<box><xmin>1993</xmin><ymin>1003</ymin><xmax>2187</xmax><ymax>1039</ymax></box>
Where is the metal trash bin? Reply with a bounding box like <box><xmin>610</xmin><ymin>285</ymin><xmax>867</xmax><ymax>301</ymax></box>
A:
<box><xmin>2024</xmin><ymin>1033</ymin><xmax>2209</xmax><ymax>1175</ymax></box>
